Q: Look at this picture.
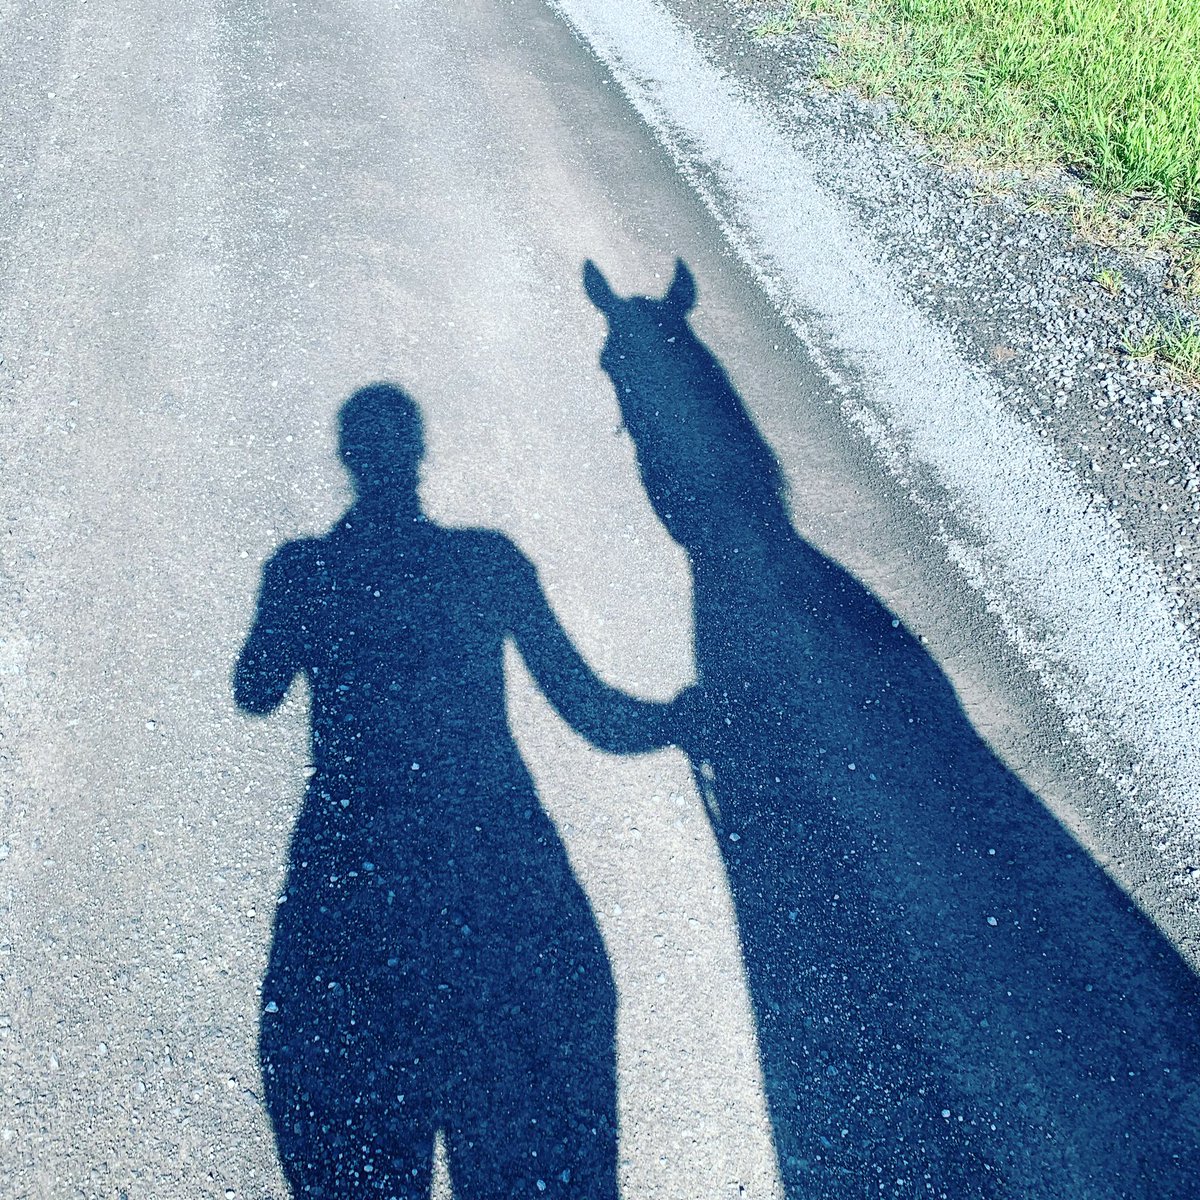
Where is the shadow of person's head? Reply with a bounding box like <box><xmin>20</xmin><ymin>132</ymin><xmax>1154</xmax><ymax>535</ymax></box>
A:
<box><xmin>338</xmin><ymin>381</ymin><xmax>425</xmax><ymax>503</ymax></box>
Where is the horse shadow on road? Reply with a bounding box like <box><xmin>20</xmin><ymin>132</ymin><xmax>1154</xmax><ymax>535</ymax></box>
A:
<box><xmin>583</xmin><ymin>258</ymin><xmax>1200</xmax><ymax>1199</ymax></box>
<box><xmin>234</xmin><ymin>384</ymin><xmax>681</xmax><ymax>1199</ymax></box>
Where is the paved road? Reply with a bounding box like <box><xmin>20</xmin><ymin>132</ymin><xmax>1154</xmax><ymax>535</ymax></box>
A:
<box><xmin>2</xmin><ymin>2</ymin><xmax>1198</xmax><ymax>1198</ymax></box>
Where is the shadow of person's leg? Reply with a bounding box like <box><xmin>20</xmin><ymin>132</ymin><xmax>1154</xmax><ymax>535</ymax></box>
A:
<box><xmin>446</xmin><ymin>917</ymin><xmax>619</xmax><ymax>1200</ymax></box>
<box><xmin>261</xmin><ymin>879</ymin><xmax>440</xmax><ymax>1198</ymax></box>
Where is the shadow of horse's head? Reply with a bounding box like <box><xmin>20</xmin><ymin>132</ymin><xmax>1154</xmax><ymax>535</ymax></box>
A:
<box><xmin>584</xmin><ymin>258</ymin><xmax>790</xmax><ymax>550</ymax></box>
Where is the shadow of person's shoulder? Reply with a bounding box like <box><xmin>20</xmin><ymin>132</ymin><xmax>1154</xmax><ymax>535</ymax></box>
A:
<box><xmin>258</xmin><ymin>533</ymin><xmax>331</xmax><ymax>590</ymax></box>
<box><xmin>267</xmin><ymin>532</ymin><xmax>325</xmax><ymax>564</ymax></box>
<box><xmin>440</xmin><ymin>523</ymin><xmax>537</xmax><ymax>580</ymax></box>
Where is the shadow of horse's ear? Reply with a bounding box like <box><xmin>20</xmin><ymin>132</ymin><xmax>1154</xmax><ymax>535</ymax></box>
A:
<box><xmin>665</xmin><ymin>259</ymin><xmax>696</xmax><ymax>315</ymax></box>
<box><xmin>583</xmin><ymin>259</ymin><xmax>621</xmax><ymax>316</ymax></box>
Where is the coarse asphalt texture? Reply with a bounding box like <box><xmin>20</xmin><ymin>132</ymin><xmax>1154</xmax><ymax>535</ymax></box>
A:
<box><xmin>2</xmin><ymin>2</ymin><xmax>1199</xmax><ymax>1199</ymax></box>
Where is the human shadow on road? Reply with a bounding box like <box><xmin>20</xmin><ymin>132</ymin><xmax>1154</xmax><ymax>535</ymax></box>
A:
<box><xmin>235</xmin><ymin>384</ymin><xmax>679</xmax><ymax>1199</ymax></box>
<box><xmin>585</xmin><ymin>258</ymin><xmax>1200</xmax><ymax>1199</ymax></box>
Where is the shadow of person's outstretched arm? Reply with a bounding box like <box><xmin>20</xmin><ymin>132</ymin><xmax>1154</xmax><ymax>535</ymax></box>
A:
<box><xmin>508</xmin><ymin>549</ymin><xmax>688</xmax><ymax>756</ymax></box>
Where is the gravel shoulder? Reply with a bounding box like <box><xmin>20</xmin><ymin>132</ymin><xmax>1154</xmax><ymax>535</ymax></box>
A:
<box><xmin>670</xmin><ymin>1</ymin><xmax>1200</xmax><ymax>636</ymax></box>
<box><xmin>550</xmin><ymin>0</ymin><xmax>1200</xmax><ymax>956</ymax></box>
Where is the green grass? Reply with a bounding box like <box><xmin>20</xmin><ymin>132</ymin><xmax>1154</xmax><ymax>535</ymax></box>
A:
<box><xmin>762</xmin><ymin>0</ymin><xmax>1200</xmax><ymax>216</ymax></box>
<box><xmin>1124</xmin><ymin>321</ymin><xmax>1200</xmax><ymax>380</ymax></box>
<box><xmin>1095</xmin><ymin>264</ymin><xmax>1124</xmax><ymax>295</ymax></box>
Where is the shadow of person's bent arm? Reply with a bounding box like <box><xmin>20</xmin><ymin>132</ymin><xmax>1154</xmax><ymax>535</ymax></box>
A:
<box><xmin>234</xmin><ymin>542</ymin><xmax>309</xmax><ymax>715</ymax></box>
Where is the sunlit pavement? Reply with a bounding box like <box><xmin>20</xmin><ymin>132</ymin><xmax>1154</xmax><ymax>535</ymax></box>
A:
<box><xmin>2</xmin><ymin>3</ymin><xmax>1198</xmax><ymax>1198</ymax></box>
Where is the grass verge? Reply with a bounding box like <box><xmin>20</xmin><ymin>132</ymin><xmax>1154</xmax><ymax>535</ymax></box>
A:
<box><xmin>758</xmin><ymin>0</ymin><xmax>1200</xmax><ymax>308</ymax></box>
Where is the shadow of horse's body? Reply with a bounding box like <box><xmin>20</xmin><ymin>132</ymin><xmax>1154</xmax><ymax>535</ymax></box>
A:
<box><xmin>585</xmin><ymin>260</ymin><xmax>1200</xmax><ymax>1198</ymax></box>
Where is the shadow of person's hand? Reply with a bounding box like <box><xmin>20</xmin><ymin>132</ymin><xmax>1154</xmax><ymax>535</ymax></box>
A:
<box><xmin>667</xmin><ymin>682</ymin><xmax>712</xmax><ymax>759</ymax></box>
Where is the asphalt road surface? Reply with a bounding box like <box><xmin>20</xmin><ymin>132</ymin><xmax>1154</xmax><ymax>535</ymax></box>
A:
<box><xmin>2</xmin><ymin>2</ymin><xmax>1199</xmax><ymax>1198</ymax></box>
